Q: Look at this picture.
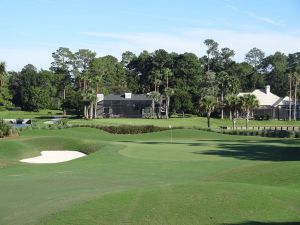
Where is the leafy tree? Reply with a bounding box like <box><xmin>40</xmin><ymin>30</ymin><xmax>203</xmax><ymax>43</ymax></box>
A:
<box><xmin>200</xmin><ymin>71</ymin><xmax>218</xmax><ymax>98</ymax></box>
<box><xmin>0</xmin><ymin>62</ymin><xmax>12</xmax><ymax>107</ymax></box>
<box><xmin>72</xmin><ymin>49</ymin><xmax>96</xmax><ymax>118</ymax></box>
<box><xmin>240</xmin><ymin>94</ymin><xmax>259</xmax><ymax>128</ymax></box>
<box><xmin>203</xmin><ymin>39</ymin><xmax>219</xmax><ymax>72</ymax></box>
<box><xmin>244</xmin><ymin>48</ymin><xmax>266</xmax><ymax>90</ymax></box>
<box><xmin>23</xmin><ymin>86</ymin><xmax>49</xmax><ymax>111</ymax></box>
<box><xmin>200</xmin><ymin>96</ymin><xmax>217</xmax><ymax>128</ymax></box>
<box><xmin>245</xmin><ymin>48</ymin><xmax>265</xmax><ymax>69</ymax></box>
<box><xmin>172</xmin><ymin>89</ymin><xmax>194</xmax><ymax>114</ymax></box>
<box><xmin>8</xmin><ymin>65</ymin><xmax>57</xmax><ymax>111</ymax></box>
<box><xmin>50</xmin><ymin>47</ymin><xmax>73</xmax><ymax>115</ymax></box>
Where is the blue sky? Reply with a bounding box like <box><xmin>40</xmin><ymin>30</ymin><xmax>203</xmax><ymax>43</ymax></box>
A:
<box><xmin>0</xmin><ymin>0</ymin><xmax>300</xmax><ymax>70</ymax></box>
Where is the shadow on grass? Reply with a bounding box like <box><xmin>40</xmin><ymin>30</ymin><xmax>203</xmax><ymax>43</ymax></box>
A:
<box><xmin>198</xmin><ymin>140</ymin><xmax>300</xmax><ymax>161</ymax></box>
<box><xmin>120</xmin><ymin>139</ymin><xmax>300</xmax><ymax>162</ymax></box>
<box><xmin>222</xmin><ymin>221</ymin><xmax>300</xmax><ymax>225</ymax></box>
<box><xmin>34</xmin><ymin>115</ymin><xmax>79</xmax><ymax>119</ymax></box>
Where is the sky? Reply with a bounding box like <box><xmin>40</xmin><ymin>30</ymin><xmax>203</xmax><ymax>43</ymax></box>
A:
<box><xmin>0</xmin><ymin>0</ymin><xmax>300</xmax><ymax>71</ymax></box>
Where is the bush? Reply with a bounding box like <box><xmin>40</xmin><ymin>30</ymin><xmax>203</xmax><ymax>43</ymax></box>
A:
<box><xmin>220</xmin><ymin>128</ymin><xmax>299</xmax><ymax>139</ymax></box>
<box><xmin>99</xmin><ymin>125</ymin><xmax>169</xmax><ymax>134</ymax></box>
<box><xmin>254</xmin><ymin>114</ymin><xmax>271</xmax><ymax>121</ymax></box>
<box><xmin>0</xmin><ymin>120</ymin><xmax>16</xmax><ymax>138</ymax></box>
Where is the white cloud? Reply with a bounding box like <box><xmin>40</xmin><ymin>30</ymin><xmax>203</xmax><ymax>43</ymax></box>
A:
<box><xmin>82</xmin><ymin>29</ymin><xmax>300</xmax><ymax>61</ymax></box>
<box><xmin>226</xmin><ymin>4</ymin><xmax>285</xmax><ymax>27</ymax></box>
<box><xmin>2</xmin><ymin>28</ymin><xmax>300</xmax><ymax>71</ymax></box>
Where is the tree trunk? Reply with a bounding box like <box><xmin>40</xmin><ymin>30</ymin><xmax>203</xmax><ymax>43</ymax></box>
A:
<box><xmin>229</xmin><ymin>110</ymin><xmax>232</xmax><ymax>121</ymax></box>
<box><xmin>207</xmin><ymin>54</ymin><xmax>210</xmax><ymax>72</ymax></box>
<box><xmin>94</xmin><ymin>101</ymin><xmax>97</xmax><ymax>118</ymax></box>
<box><xmin>246</xmin><ymin>109</ymin><xmax>249</xmax><ymax>129</ymax></box>
<box><xmin>166</xmin><ymin>76</ymin><xmax>169</xmax><ymax>89</ymax></box>
<box><xmin>84</xmin><ymin>105</ymin><xmax>87</xmax><ymax>119</ymax></box>
<box><xmin>221</xmin><ymin>91</ymin><xmax>224</xmax><ymax>120</ymax></box>
<box><xmin>63</xmin><ymin>88</ymin><xmax>66</xmax><ymax>116</ymax></box>
<box><xmin>152</xmin><ymin>99</ymin><xmax>155</xmax><ymax>118</ymax></box>
<box><xmin>207</xmin><ymin>111</ymin><xmax>211</xmax><ymax>128</ymax></box>
<box><xmin>159</xmin><ymin>96</ymin><xmax>162</xmax><ymax>119</ymax></box>
<box><xmin>90</xmin><ymin>102</ymin><xmax>93</xmax><ymax>119</ymax></box>
<box><xmin>166</xmin><ymin>95</ymin><xmax>169</xmax><ymax>119</ymax></box>
<box><xmin>289</xmin><ymin>76</ymin><xmax>292</xmax><ymax>121</ymax></box>
<box><xmin>294</xmin><ymin>82</ymin><xmax>298</xmax><ymax>121</ymax></box>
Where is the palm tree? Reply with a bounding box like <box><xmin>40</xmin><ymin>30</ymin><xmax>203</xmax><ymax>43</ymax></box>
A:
<box><xmin>164</xmin><ymin>87</ymin><xmax>174</xmax><ymax>119</ymax></box>
<box><xmin>288</xmin><ymin>72</ymin><xmax>293</xmax><ymax>121</ymax></box>
<box><xmin>148</xmin><ymin>91</ymin><xmax>160</xmax><ymax>118</ymax></box>
<box><xmin>225</xmin><ymin>95</ymin><xmax>241</xmax><ymax>128</ymax></box>
<box><xmin>240</xmin><ymin>94</ymin><xmax>259</xmax><ymax>129</ymax></box>
<box><xmin>217</xmin><ymin>71</ymin><xmax>230</xmax><ymax>120</ymax></box>
<box><xmin>200</xmin><ymin>96</ymin><xmax>217</xmax><ymax>128</ymax></box>
<box><xmin>163</xmin><ymin>68</ymin><xmax>173</xmax><ymax>119</ymax></box>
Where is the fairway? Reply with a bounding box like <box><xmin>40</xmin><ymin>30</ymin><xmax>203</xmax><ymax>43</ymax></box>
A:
<box><xmin>0</xmin><ymin>128</ymin><xmax>299</xmax><ymax>225</ymax></box>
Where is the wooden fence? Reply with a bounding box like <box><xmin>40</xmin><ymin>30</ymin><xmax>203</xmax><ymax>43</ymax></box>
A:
<box><xmin>220</xmin><ymin>126</ymin><xmax>300</xmax><ymax>131</ymax></box>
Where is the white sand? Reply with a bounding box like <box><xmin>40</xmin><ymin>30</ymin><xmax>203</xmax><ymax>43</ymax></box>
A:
<box><xmin>20</xmin><ymin>151</ymin><xmax>86</xmax><ymax>164</ymax></box>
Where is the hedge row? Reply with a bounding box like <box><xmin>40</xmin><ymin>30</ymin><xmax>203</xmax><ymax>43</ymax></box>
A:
<box><xmin>220</xmin><ymin>129</ymin><xmax>300</xmax><ymax>138</ymax></box>
<box><xmin>21</xmin><ymin>123</ymin><xmax>172</xmax><ymax>134</ymax></box>
<box><xmin>69</xmin><ymin>124</ymin><xmax>170</xmax><ymax>134</ymax></box>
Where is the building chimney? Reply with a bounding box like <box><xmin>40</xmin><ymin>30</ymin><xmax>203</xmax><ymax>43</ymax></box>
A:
<box><xmin>96</xmin><ymin>94</ymin><xmax>104</xmax><ymax>102</ymax></box>
<box><xmin>125</xmin><ymin>93</ymin><xmax>132</xmax><ymax>99</ymax></box>
<box><xmin>265</xmin><ymin>85</ymin><xmax>270</xmax><ymax>95</ymax></box>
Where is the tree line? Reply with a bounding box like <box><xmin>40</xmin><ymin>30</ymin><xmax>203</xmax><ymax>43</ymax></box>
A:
<box><xmin>0</xmin><ymin>39</ymin><xmax>299</xmax><ymax>120</ymax></box>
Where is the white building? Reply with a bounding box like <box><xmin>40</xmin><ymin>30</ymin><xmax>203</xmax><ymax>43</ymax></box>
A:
<box><xmin>238</xmin><ymin>85</ymin><xmax>290</xmax><ymax>108</ymax></box>
<box><xmin>237</xmin><ymin>85</ymin><xmax>296</xmax><ymax>119</ymax></box>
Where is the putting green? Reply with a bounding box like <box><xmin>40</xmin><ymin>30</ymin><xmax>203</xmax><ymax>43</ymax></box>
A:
<box><xmin>119</xmin><ymin>141</ymin><xmax>229</xmax><ymax>161</ymax></box>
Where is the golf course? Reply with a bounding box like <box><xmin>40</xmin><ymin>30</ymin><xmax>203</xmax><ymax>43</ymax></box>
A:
<box><xmin>0</xmin><ymin>126</ymin><xmax>300</xmax><ymax>225</ymax></box>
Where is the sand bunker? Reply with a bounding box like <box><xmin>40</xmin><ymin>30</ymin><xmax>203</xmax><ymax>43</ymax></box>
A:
<box><xmin>20</xmin><ymin>151</ymin><xmax>86</xmax><ymax>164</ymax></box>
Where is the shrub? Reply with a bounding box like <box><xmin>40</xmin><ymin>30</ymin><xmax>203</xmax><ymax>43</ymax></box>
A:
<box><xmin>0</xmin><ymin>120</ymin><xmax>12</xmax><ymax>136</ymax></box>
<box><xmin>99</xmin><ymin>125</ymin><xmax>169</xmax><ymax>134</ymax></box>
<box><xmin>0</xmin><ymin>120</ymin><xmax>18</xmax><ymax>138</ymax></box>
<box><xmin>220</xmin><ymin>128</ymin><xmax>299</xmax><ymax>139</ymax></box>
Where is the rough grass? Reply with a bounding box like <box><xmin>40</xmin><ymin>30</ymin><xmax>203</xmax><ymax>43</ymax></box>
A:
<box><xmin>0</xmin><ymin>128</ymin><xmax>299</xmax><ymax>225</ymax></box>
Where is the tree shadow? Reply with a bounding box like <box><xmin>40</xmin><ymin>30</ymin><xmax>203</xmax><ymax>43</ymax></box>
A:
<box><xmin>119</xmin><ymin>139</ymin><xmax>300</xmax><ymax>162</ymax></box>
<box><xmin>222</xmin><ymin>221</ymin><xmax>300</xmax><ymax>225</ymax></box>
<box><xmin>198</xmin><ymin>140</ymin><xmax>300</xmax><ymax>161</ymax></box>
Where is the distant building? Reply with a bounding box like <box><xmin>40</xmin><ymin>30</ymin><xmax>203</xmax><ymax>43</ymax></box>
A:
<box><xmin>96</xmin><ymin>93</ymin><xmax>161</xmax><ymax>118</ymax></box>
<box><xmin>237</xmin><ymin>85</ymin><xmax>298</xmax><ymax>119</ymax></box>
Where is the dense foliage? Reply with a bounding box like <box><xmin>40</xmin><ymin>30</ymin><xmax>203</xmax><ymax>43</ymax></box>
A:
<box><xmin>1</xmin><ymin>41</ymin><xmax>299</xmax><ymax>118</ymax></box>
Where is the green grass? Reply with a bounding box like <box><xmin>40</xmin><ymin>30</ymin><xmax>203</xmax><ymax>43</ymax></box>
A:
<box><xmin>0</xmin><ymin>128</ymin><xmax>300</xmax><ymax>225</ymax></box>
<box><xmin>68</xmin><ymin>117</ymin><xmax>300</xmax><ymax>128</ymax></box>
<box><xmin>0</xmin><ymin>109</ymin><xmax>63</xmax><ymax>119</ymax></box>
<box><xmin>1</xmin><ymin>109</ymin><xmax>300</xmax><ymax>128</ymax></box>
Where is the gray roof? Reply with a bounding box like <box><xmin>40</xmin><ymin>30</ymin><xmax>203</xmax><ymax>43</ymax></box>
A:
<box><xmin>103</xmin><ymin>94</ymin><xmax>151</xmax><ymax>101</ymax></box>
